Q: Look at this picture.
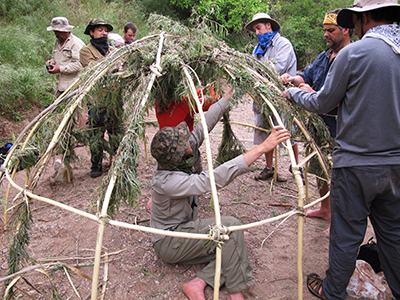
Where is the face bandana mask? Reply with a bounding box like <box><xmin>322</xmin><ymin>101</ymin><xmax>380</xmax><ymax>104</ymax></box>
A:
<box><xmin>90</xmin><ymin>36</ymin><xmax>109</xmax><ymax>56</ymax></box>
<box><xmin>254</xmin><ymin>30</ymin><xmax>280</xmax><ymax>56</ymax></box>
<box><xmin>173</xmin><ymin>154</ymin><xmax>194</xmax><ymax>175</ymax></box>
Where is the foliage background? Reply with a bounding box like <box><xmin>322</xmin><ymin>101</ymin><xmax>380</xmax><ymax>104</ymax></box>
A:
<box><xmin>0</xmin><ymin>0</ymin><xmax>352</xmax><ymax>122</ymax></box>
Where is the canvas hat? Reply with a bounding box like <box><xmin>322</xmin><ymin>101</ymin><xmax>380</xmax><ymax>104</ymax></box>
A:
<box><xmin>46</xmin><ymin>17</ymin><xmax>74</xmax><ymax>32</ymax></box>
<box><xmin>245</xmin><ymin>13</ymin><xmax>281</xmax><ymax>32</ymax></box>
<box><xmin>337</xmin><ymin>0</ymin><xmax>400</xmax><ymax>28</ymax></box>
<box><xmin>108</xmin><ymin>33</ymin><xmax>125</xmax><ymax>47</ymax></box>
<box><xmin>84</xmin><ymin>18</ymin><xmax>114</xmax><ymax>35</ymax></box>
<box><xmin>151</xmin><ymin>121</ymin><xmax>190</xmax><ymax>170</ymax></box>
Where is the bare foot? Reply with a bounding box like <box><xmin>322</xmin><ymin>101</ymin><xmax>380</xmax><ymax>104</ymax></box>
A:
<box><xmin>146</xmin><ymin>198</ymin><xmax>153</xmax><ymax>213</ymax></box>
<box><xmin>182</xmin><ymin>277</ymin><xmax>207</xmax><ymax>300</ymax></box>
<box><xmin>322</xmin><ymin>227</ymin><xmax>330</xmax><ymax>235</ymax></box>
<box><xmin>227</xmin><ymin>291</ymin><xmax>245</xmax><ymax>300</ymax></box>
<box><xmin>305</xmin><ymin>208</ymin><xmax>331</xmax><ymax>221</ymax></box>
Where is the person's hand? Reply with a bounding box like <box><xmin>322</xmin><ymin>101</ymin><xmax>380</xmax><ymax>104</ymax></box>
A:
<box><xmin>298</xmin><ymin>83</ymin><xmax>315</xmax><ymax>92</ymax></box>
<box><xmin>223</xmin><ymin>88</ymin><xmax>233</xmax><ymax>101</ymax></box>
<box><xmin>262</xmin><ymin>126</ymin><xmax>290</xmax><ymax>152</ymax></box>
<box><xmin>48</xmin><ymin>65</ymin><xmax>60</xmax><ymax>74</ymax></box>
<box><xmin>280</xmin><ymin>73</ymin><xmax>293</xmax><ymax>85</ymax></box>
<box><xmin>146</xmin><ymin>197</ymin><xmax>153</xmax><ymax>213</ymax></box>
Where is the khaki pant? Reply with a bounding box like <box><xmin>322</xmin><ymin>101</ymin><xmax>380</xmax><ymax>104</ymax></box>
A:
<box><xmin>153</xmin><ymin>216</ymin><xmax>254</xmax><ymax>294</ymax></box>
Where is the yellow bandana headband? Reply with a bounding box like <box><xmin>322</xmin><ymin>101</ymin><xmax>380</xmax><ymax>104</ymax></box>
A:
<box><xmin>323</xmin><ymin>13</ymin><xmax>338</xmax><ymax>25</ymax></box>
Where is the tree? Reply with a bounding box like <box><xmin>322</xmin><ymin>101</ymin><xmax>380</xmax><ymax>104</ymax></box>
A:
<box><xmin>171</xmin><ymin>0</ymin><xmax>270</xmax><ymax>32</ymax></box>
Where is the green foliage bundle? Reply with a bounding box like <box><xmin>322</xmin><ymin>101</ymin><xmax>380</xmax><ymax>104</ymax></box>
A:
<box><xmin>5</xmin><ymin>201</ymin><xmax>33</xmax><ymax>298</ymax></box>
<box><xmin>215</xmin><ymin>112</ymin><xmax>246</xmax><ymax>167</ymax></box>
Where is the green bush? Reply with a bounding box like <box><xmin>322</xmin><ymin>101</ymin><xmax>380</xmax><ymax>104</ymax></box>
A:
<box><xmin>275</xmin><ymin>0</ymin><xmax>353</xmax><ymax>68</ymax></box>
<box><xmin>0</xmin><ymin>64</ymin><xmax>54</xmax><ymax>121</ymax></box>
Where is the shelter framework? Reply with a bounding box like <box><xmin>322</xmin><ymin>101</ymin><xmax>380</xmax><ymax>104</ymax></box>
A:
<box><xmin>0</xmin><ymin>14</ymin><xmax>333</xmax><ymax>300</ymax></box>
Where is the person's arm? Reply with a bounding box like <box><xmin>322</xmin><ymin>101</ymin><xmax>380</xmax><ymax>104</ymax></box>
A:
<box><xmin>285</xmin><ymin>50</ymin><xmax>350</xmax><ymax>114</ymax></box>
<box><xmin>79</xmin><ymin>46</ymin><xmax>92</xmax><ymax>68</ymax></box>
<box><xmin>190</xmin><ymin>88</ymin><xmax>232</xmax><ymax>149</ymax></box>
<box><xmin>154</xmin><ymin>126</ymin><xmax>290</xmax><ymax>198</ymax></box>
<box><xmin>243</xmin><ymin>126</ymin><xmax>290</xmax><ymax>166</ymax></box>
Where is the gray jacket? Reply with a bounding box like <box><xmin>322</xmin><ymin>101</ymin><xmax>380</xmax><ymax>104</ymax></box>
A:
<box><xmin>287</xmin><ymin>25</ymin><xmax>400</xmax><ymax>168</ymax></box>
<box><xmin>150</xmin><ymin>97</ymin><xmax>250</xmax><ymax>243</ymax></box>
<box><xmin>253</xmin><ymin>33</ymin><xmax>297</xmax><ymax>76</ymax></box>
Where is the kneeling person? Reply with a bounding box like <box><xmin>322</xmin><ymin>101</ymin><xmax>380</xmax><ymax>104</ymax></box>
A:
<box><xmin>150</xmin><ymin>89</ymin><xmax>290</xmax><ymax>299</ymax></box>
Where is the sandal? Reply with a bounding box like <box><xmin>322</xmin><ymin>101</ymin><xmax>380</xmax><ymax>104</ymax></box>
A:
<box><xmin>307</xmin><ymin>273</ymin><xmax>328</xmax><ymax>300</ymax></box>
<box><xmin>254</xmin><ymin>166</ymin><xmax>274</xmax><ymax>180</ymax></box>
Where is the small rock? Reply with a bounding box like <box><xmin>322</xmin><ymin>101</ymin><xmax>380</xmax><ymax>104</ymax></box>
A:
<box><xmin>346</xmin><ymin>260</ymin><xmax>386</xmax><ymax>300</ymax></box>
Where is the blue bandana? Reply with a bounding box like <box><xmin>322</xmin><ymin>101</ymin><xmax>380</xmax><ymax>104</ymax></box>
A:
<box><xmin>254</xmin><ymin>30</ymin><xmax>280</xmax><ymax>56</ymax></box>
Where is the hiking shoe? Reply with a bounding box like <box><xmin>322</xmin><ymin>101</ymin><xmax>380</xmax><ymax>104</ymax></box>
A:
<box><xmin>90</xmin><ymin>168</ymin><xmax>102</xmax><ymax>178</ymax></box>
<box><xmin>254</xmin><ymin>166</ymin><xmax>274</xmax><ymax>180</ymax></box>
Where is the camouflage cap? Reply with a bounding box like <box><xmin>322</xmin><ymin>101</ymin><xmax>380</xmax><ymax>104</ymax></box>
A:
<box><xmin>84</xmin><ymin>18</ymin><xmax>114</xmax><ymax>35</ymax></box>
<box><xmin>151</xmin><ymin>121</ymin><xmax>190</xmax><ymax>170</ymax></box>
<box><xmin>47</xmin><ymin>17</ymin><xmax>74</xmax><ymax>32</ymax></box>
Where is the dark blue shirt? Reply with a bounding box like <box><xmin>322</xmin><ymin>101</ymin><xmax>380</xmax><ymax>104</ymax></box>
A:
<box><xmin>300</xmin><ymin>48</ymin><xmax>337</xmax><ymax>137</ymax></box>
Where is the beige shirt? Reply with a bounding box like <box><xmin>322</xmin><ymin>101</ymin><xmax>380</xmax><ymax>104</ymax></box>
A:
<box><xmin>150</xmin><ymin>98</ymin><xmax>251</xmax><ymax>243</ymax></box>
<box><xmin>50</xmin><ymin>33</ymin><xmax>85</xmax><ymax>92</ymax></box>
<box><xmin>79</xmin><ymin>43</ymin><xmax>113</xmax><ymax>68</ymax></box>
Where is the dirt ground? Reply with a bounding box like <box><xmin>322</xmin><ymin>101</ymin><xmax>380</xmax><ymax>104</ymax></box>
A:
<box><xmin>0</xmin><ymin>98</ymin><xmax>393</xmax><ymax>299</ymax></box>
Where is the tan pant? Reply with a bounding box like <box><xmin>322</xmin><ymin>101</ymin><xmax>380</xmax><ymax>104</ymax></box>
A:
<box><xmin>153</xmin><ymin>216</ymin><xmax>254</xmax><ymax>294</ymax></box>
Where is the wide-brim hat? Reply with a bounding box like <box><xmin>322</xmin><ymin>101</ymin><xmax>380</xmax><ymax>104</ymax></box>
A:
<box><xmin>151</xmin><ymin>121</ymin><xmax>190</xmax><ymax>170</ymax></box>
<box><xmin>84</xmin><ymin>18</ymin><xmax>114</xmax><ymax>35</ymax></box>
<box><xmin>46</xmin><ymin>17</ymin><xmax>74</xmax><ymax>32</ymax></box>
<box><xmin>245</xmin><ymin>13</ymin><xmax>281</xmax><ymax>32</ymax></box>
<box><xmin>337</xmin><ymin>0</ymin><xmax>400</xmax><ymax>28</ymax></box>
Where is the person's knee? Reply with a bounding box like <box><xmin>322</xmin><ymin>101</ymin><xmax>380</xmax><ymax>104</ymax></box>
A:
<box><xmin>221</xmin><ymin>216</ymin><xmax>241</xmax><ymax>227</ymax></box>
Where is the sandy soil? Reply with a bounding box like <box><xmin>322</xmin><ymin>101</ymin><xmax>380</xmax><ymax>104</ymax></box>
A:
<box><xmin>0</xmin><ymin>98</ymin><xmax>392</xmax><ymax>299</ymax></box>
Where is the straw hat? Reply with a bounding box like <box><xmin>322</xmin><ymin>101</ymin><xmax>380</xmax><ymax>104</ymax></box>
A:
<box><xmin>46</xmin><ymin>17</ymin><xmax>74</xmax><ymax>32</ymax></box>
<box><xmin>337</xmin><ymin>0</ymin><xmax>400</xmax><ymax>28</ymax></box>
<box><xmin>151</xmin><ymin>121</ymin><xmax>190</xmax><ymax>170</ymax></box>
<box><xmin>245</xmin><ymin>13</ymin><xmax>281</xmax><ymax>32</ymax></box>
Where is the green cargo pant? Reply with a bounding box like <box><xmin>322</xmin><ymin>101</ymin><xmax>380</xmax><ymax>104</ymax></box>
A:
<box><xmin>153</xmin><ymin>216</ymin><xmax>254</xmax><ymax>294</ymax></box>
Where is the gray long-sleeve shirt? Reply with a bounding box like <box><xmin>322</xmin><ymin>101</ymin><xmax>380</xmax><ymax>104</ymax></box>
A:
<box><xmin>287</xmin><ymin>25</ymin><xmax>400</xmax><ymax>168</ymax></box>
<box><xmin>252</xmin><ymin>33</ymin><xmax>297</xmax><ymax>76</ymax></box>
<box><xmin>150</xmin><ymin>97</ymin><xmax>250</xmax><ymax>243</ymax></box>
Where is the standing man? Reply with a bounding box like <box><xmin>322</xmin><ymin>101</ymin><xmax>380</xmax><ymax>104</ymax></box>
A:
<box><xmin>281</xmin><ymin>9</ymin><xmax>353</xmax><ymax>223</ymax></box>
<box><xmin>80</xmin><ymin>18</ymin><xmax>123</xmax><ymax>178</ymax></box>
<box><xmin>284</xmin><ymin>1</ymin><xmax>400</xmax><ymax>299</ymax></box>
<box><xmin>80</xmin><ymin>18</ymin><xmax>114</xmax><ymax>68</ymax></box>
<box><xmin>122</xmin><ymin>22</ymin><xmax>137</xmax><ymax>45</ymax></box>
<box><xmin>245</xmin><ymin>13</ymin><xmax>298</xmax><ymax>181</ymax></box>
<box><xmin>46</xmin><ymin>17</ymin><xmax>85</xmax><ymax>98</ymax></box>
<box><xmin>150</xmin><ymin>88</ymin><xmax>290</xmax><ymax>300</ymax></box>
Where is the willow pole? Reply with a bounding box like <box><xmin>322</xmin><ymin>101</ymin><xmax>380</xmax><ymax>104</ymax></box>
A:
<box><xmin>257</xmin><ymin>92</ymin><xmax>305</xmax><ymax>300</ymax></box>
<box><xmin>183</xmin><ymin>66</ymin><xmax>223</xmax><ymax>300</ymax></box>
<box><xmin>90</xmin><ymin>31</ymin><xmax>166</xmax><ymax>300</ymax></box>
<box><xmin>91</xmin><ymin>175</ymin><xmax>116</xmax><ymax>300</ymax></box>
